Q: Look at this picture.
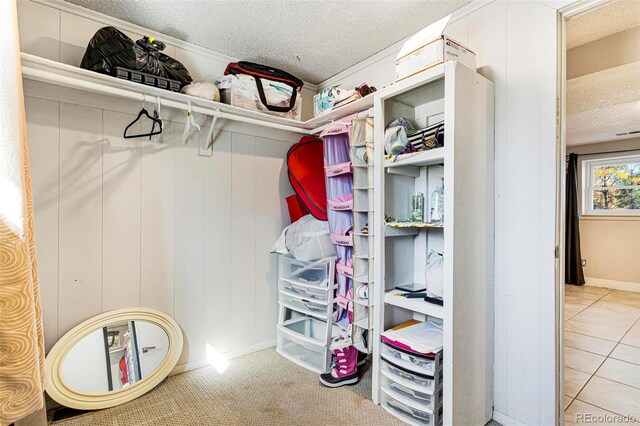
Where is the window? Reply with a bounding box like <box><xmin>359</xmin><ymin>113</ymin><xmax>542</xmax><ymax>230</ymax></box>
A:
<box><xmin>582</xmin><ymin>155</ymin><xmax>640</xmax><ymax>215</ymax></box>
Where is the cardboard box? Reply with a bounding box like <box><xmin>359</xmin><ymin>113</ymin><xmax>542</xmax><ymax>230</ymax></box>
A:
<box><xmin>395</xmin><ymin>16</ymin><xmax>475</xmax><ymax>82</ymax></box>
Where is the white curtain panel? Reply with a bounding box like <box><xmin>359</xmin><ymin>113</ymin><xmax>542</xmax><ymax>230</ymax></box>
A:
<box><xmin>0</xmin><ymin>0</ymin><xmax>46</xmax><ymax>424</ymax></box>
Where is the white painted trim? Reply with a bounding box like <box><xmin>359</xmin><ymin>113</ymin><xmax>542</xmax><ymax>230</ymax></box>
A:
<box><xmin>584</xmin><ymin>277</ymin><xmax>640</xmax><ymax>293</ymax></box>
<box><xmin>170</xmin><ymin>340</ymin><xmax>276</xmax><ymax>376</ymax></box>
<box><xmin>557</xmin><ymin>0</ymin><xmax>612</xmax><ymax>18</ymax></box>
<box><xmin>317</xmin><ymin>0</ymin><xmax>494</xmax><ymax>89</ymax></box>
<box><xmin>29</xmin><ymin>0</ymin><xmax>318</xmax><ymax>91</ymax></box>
<box><xmin>493</xmin><ymin>411</ymin><xmax>527</xmax><ymax>426</ymax></box>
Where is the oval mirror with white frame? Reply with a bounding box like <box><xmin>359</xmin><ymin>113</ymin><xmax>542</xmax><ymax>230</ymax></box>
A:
<box><xmin>45</xmin><ymin>308</ymin><xmax>183</xmax><ymax>410</ymax></box>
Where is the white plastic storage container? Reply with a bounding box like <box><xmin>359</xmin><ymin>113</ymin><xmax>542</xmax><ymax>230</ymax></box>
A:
<box><xmin>380</xmin><ymin>388</ymin><xmax>442</xmax><ymax>426</ymax></box>
<box><xmin>279</xmin><ymin>292</ymin><xmax>331</xmax><ymax>319</ymax></box>
<box><xmin>276</xmin><ymin>330</ymin><xmax>331</xmax><ymax>374</ymax></box>
<box><xmin>278</xmin><ymin>315</ymin><xmax>331</xmax><ymax>347</ymax></box>
<box><xmin>278</xmin><ymin>279</ymin><xmax>333</xmax><ymax>305</ymax></box>
<box><xmin>215</xmin><ymin>74</ymin><xmax>302</xmax><ymax>120</ymax></box>
<box><xmin>381</xmin><ymin>358</ymin><xmax>441</xmax><ymax>394</ymax></box>
<box><xmin>278</xmin><ymin>255</ymin><xmax>334</xmax><ymax>288</ymax></box>
<box><xmin>381</xmin><ymin>374</ymin><xmax>442</xmax><ymax>412</ymax></box>
<box><xmin>380</xmin><ymin>341</ymin><xmax>441</xmax><ymax>376</ymax></box>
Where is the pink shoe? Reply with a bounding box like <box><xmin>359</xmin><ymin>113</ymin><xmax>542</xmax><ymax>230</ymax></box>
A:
<box><xmin>319</xmin><ymin>345</ymin><xmax>359</xmax><ymax>388</ymax></box>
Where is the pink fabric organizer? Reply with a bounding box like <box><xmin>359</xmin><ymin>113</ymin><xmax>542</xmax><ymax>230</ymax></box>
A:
<box><xmin>327</xmin><ymin>195</ymin><xmax>353</xmax><ymax>211</ymax></box>
<box><xmin>336</xmin><ymin>289</ymin><xmax>354</xmax><ymax>312</ymax></box>
<box><xmin>336</xmin><ymin>259</ymin><xmax>354</xmax><ymax>279</ymax></box>
<box><xmin>325</xmin><ymin>161</ymin><xmax>352</xmax><ymax>177</ymax></box>
<box><xmin>330</xmin><ymin>232</ymin><xmax>353</xmax><ymax>247</ymax></box>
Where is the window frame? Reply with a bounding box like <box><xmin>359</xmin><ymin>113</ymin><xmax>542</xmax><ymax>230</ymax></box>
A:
<box><xmin>581</xmin><ymin>154</ymin><xmax>640</xmax><ymax>216</ymax></box>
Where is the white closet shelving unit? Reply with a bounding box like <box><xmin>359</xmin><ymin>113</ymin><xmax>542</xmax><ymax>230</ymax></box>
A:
<box><xmin>372</xmin><ymin>62</ymin><xmax>494</xmax><ymax>426</ymax></box>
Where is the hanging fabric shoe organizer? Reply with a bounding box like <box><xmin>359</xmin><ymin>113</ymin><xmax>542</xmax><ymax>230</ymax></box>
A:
<box><xmin>321</xmin><ymin>123</ymin><xmax>355</xmax><ymax>333</ymax></box>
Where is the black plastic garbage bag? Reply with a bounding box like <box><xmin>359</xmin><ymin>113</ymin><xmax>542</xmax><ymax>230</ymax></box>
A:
<box><xmin>80</xmin><ymin>26</ymin><xmax>192</xmax><ymax>88</ymax></box>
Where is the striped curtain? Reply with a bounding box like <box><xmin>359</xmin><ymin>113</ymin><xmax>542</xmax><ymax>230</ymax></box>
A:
<box><xmin>0</xmin><ymin>0</ymin><xmax>46</xmax><ymax>424</ymax></box>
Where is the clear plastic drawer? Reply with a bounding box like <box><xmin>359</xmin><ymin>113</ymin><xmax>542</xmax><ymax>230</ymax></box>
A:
<box><xmin>278</xmin><ymin>279</ymin><xmax>332</xmax><ymax>305</ymax></box>
<box><xmin>278</xmin><ymin>315</ymin><xmax>331</xmax><ymax>347</ymax></box>
<box><xmin>380</xmin><ymin>341</ymin><xmax>441</xmax><ymax>377</ymax></box>
<box><xmin>381</xmin><ymin>373</ymin><xmax>441</xmax><ymax>412</ymax></box>
<box><xmin>278</xmin><ymin>292</ymin><xmax>331</xmax><ymax>319</ymax></box>
<box><xmin>380</xmin><ymin>388</ymin><xmax>442</xmax><ymax>426</ymax></box>
<box><xmin>278</xmin><ymin>255</ymin><xmax>335</xmax><ymax>288</ymax></box>
<box><xmin>276</xmin><ymin>330</ymin><xmax>330</xmax><ymax>374</ymax></box>
<box><xmin>381</xmin><ymin>358</ymin><xmax>441</xmax><ymax>394</ymax></box>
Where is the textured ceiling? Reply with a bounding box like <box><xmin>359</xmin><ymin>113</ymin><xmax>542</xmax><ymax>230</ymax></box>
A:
<box><xmin>567</xmin><ymin>61</ymin><xmax>640</xmax><ymax>146</ymax></box>
<box><xmin>63</xmin><ymin>0</ymin><xmax>469</xmax><ymax>84</ymax></box>
<box><xmin>566</xmin><ymin>0</ymin><xmax>640</xmax><ymax>49</ymax></box>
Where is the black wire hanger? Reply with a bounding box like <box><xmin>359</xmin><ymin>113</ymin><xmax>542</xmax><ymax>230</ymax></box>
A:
<box><xmin>123</xmin><ymin>105</ymin><xmax>163</xmax><ymax>139</ymax></box>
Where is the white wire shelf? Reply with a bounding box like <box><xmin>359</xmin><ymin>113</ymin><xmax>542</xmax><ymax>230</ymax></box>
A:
<box><xmin>20</xmin><ymin>53</ymin><xmax>375</xmax><ymax>135</ymax></box>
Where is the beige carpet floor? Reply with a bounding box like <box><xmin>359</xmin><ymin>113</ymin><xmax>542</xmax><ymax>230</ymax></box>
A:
<box><xmin>49</xmin><ymin>348</ymin><xmax>406</xmax><ymax>426</ymax></box>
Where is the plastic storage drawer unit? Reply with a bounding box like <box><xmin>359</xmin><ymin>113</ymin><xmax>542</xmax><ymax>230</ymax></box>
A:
<box><xmin>380</xmin><ymin>341</ymin><xmax>441</xmax><ymax>377</ymax></box>
<box><xmin>276</xmin><ymin>329</ymin><xmax>331</xmax><ymax>374</ymax></box>
<box><xmin>380</xmin><ymin>374</ymin><xmax>442</xmax><ymax>412</ymax></box>
<box><xmin>278</xmin><ymin>255</ymin><xmax>335</xmax><ymax>288</ymax></box>
<box><xmin>381</xmin><ymin>358</ymin><xmax>441</xmax><ymax>394</ymax></box>
<box><xmin>380</xmin><ymin>388</ymin><xmax>442</xmax><ymax>426</ymax></box>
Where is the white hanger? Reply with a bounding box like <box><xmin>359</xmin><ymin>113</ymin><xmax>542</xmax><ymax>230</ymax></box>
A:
<box><xmin>181</xmin><ymin>101</ymin><xmax>201</xmax><ymax>144</ymax></box>
<box><xmin>205</xmin><ymin>109</ymin><xmax>222</xmax><ymax>151</ymax></box>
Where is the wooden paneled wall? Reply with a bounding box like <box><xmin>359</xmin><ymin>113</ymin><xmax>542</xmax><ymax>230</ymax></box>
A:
<box><xmin>26</xmin><ymin>95</ymin><xmax>297</xmax><ymax>370</ymax></box>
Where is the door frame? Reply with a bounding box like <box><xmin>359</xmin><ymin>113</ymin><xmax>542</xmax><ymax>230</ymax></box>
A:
<box><xmin>555</xmin><ymin>1</ymin><xmax>613</xmax><ymax>424</ymax></box>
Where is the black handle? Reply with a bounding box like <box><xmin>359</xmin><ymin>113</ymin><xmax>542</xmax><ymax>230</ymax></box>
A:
<box><xmin>252</xmin><ymin>77</ymin><xmax>297</xmax><ymax>113</ymax></box>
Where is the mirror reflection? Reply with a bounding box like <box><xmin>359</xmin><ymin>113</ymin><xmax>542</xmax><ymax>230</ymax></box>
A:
<box><xmin>61</xmin><ymin>320</ymin><xmax>169</xmax><ymax>393</ymax></box>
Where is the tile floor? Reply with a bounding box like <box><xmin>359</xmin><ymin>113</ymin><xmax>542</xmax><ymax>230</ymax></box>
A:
<box><xmin>564</xmin><ymin>285</ymin><xmax>640</xmax><ymax>425</ymax></box>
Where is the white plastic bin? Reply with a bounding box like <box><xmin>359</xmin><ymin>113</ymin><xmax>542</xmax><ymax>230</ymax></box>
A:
<box><xmin>278</xmin><ymin>255</ymin><xmax>333</xmax><ymax>288</ymax></box>
<box><xmin>381</xmin><ymin>358</ymin><xmax>441</xmax><ymax>394</ymax></box>
<box><xmin>279</xmin><ymin>292</ymin><xmax>331</xmax><ymax>319</ymax></box>
<box><xmin>278</xmin><ymin>315</ymin><xmax>331</xmax><ymax>347</ymax></box>
<box><xmin>278</xmin><ymin>279</ymin><xmax>333</xmax><ymax>305</ymax></box>
<box><xmin>381</xmin><ymin>374</ymin><xmax>441</xmax><ymax>412</ymax></box>
<box><xmin>380</xmin><ymin>388</ymin><xmax>442</xmax><ymax>426</ymax></box>
<box><xmin>380</xmin><ymin>341</ymin><xmax>441</xmax><ymax>376</ymax></box>
<box><xmin>276</xmin><ymin>330</ymin><xmax>331</xmax><ymax>374</ymax></box>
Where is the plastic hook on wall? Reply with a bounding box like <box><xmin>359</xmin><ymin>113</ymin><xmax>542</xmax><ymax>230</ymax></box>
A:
<box><xmin>205</xmin><ymin>109</ymin><xmax>222</xmax><ymax>151</ymax></box>
<box><xmin>181</xmin><ymin>101</ymin><xmax>201</xmax><ymax>144</ymax></box>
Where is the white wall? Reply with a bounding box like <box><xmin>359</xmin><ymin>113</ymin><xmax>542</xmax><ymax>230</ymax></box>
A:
<box><xmin>26</xmin><ymin>89</ymin><xmax>298</xmax><ymax>371</ymax></box>
<box><xmin>319</xmin><ymin>2</ymin><xmax>559</xmax><ymax>424</ymax></box>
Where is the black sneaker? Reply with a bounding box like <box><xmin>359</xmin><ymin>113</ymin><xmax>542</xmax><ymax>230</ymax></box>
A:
<box><xmin>319</xmin><ymin>371</ymin><xmax>359</xmax><ymax>388</ymax></box>
<box><xmin>357</xmin><ymin>352</ymin><xmax>368</xmax><ymax>367</ymax></box>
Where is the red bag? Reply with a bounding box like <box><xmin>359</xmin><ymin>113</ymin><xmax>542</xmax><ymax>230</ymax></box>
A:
<box><xmin>287</xmin><ymin>137</ymin><xmax>327</xmax><ymax>221</ymax></box>
<box><xmin>286</xmin><ymin>194</ymin><xmax>309</xmax><ymax>223</ymax></box>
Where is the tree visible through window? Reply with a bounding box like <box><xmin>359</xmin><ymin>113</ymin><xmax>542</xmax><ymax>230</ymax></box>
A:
<box><xmin>583</xmin><ymin>155</ymin><xmax>640</xmax><ymax>215</ymax></box>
